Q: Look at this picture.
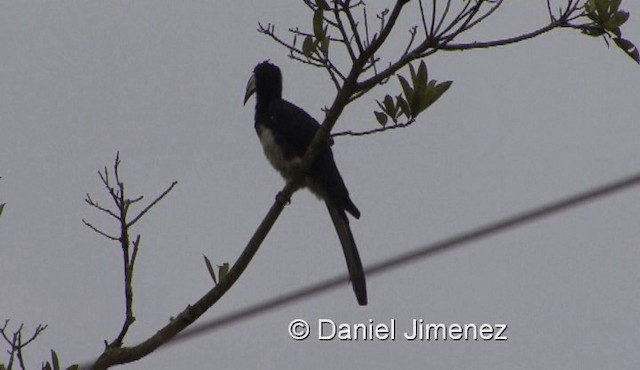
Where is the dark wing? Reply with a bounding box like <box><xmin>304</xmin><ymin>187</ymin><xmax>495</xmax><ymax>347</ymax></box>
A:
<box><xmin>264</xmin><ymin>99</ymin><xmax>320</xmax><ymax>158</ymax></box>
<box><xmin>268</xmin><ymin>99</ymin><xmax>360</xmax><ymax>218</ymax></box>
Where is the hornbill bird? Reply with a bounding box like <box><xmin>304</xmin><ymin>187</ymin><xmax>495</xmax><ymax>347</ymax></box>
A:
<box><xmin>243</xmin><ymin>61</ymin><xmax>367</xmax><ymax>305</ymax></box>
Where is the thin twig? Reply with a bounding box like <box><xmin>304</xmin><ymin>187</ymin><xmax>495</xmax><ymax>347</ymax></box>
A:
<box><xmin>418</xmin><ymin>0</ymin><xmax>429</xmax><ymax>37</ymax></box>
<box><xmin>334</xmin><ymin>6</ymin><xmax>357</xmax><ymax>61</ymax></box>
<box><xmin>82</xmin><ymin>219</ymin><xmax>119</xmax><ymax>240</ymax></box>
<box><xmin>84</xmin><ymin>153</ymin><xmax>177</xmax><ymax>353</ymax></box>
<box><xmin>84</xmin><ymin>193</ymin><xmax>119</xmax><ymax>219</ymax></box>
<box><xmin>127</xmin><ymin>181</ymin><xmax>178</xmax><ymax>228</ymax></box>
<box><xmin>332</xmin><ymin>118</ymin><xmax>416</xmax><ymax>138</ymax></box>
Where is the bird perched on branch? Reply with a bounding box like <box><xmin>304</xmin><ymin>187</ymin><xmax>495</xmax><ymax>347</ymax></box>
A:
<box><xmin>243</xmin><ymin>61</ymin><xmax>367</xmax><ymax>305</ymax></box>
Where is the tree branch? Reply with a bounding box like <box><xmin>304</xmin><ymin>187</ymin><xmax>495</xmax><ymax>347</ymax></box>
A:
<box><xmin>84</xmin><ymin>153</ymin><xmax>177</xmax><ymax>354</ymax></box>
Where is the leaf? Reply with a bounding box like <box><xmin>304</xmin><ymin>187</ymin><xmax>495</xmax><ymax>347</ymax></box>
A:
<box><xmin>320</xmin><ymin>26</ymin><xmax>330</xmax><ymax>56</ymax></box>
<box><xmin>427</xmin><ymin>80</ymin><xmax>453</xmax><ymax>109</ymax></box>
<box><xmin>415</xmin><ymin>80</ymin><xmax>453</xmax><ymax>118</ymax></box>
<box><xmin>435</xmin><ymin>80</ymin><xmax>453</xmax><ymax>97</ymax></box>
<box><xmin>383</xmin><ymin>94</ymin><xmax>395</xmax><ymax>115</ymax></box>
<box><xmin>416</xmin><ymin>60</ymin><xmax>428</xmax><ymax>88</ymax></box>
<box><xmin>218</xmin><ymin>262</ymin><xmax>230</xmax><ymax>282</ymax></box>
<box><xmin>396</xmin><ymin>95</ymin><xmax>411</xmax><ymax>118</ymax></box>
<box><xmin>609</xmin><ymin>0</ymin><xmax>622</xmax><ymax>13</ymax></box>
<box><xmin>316</xmin><ymin>0</ymin><xmax>330</xmax><ymax>10</ymax></box>
<box><xmin>408</xmin><ymin>63</ymin><xmax>417</xmax><ymax>85</ymax></box>
<box><xmin>302</xmin><ymin>35</ymin><xmax>316</xmax><ymax>58</ymax></box>
<box><xmin>374</xmin><ymin>111</ymin><xmax>388</xmax><ymax>126</ymax></box>
<box><xmin>51</xmin><ymin>350</ymin><xmax>60</xmax><ymax>370</ymax></box>
<box><xmin>203</xmin><ymin>254</ymin><xmax>217</xmax><ymax>284</ymax></box>
<box><xmin>610</xmin><ymin>10</ymin><xmax>629</xmax><ymax>28</ymax></box>
<box><xmin>0</xmin><ymin>203</ymin><xmax>4</xmax><ymax>217</ymax></box>
<box><xmin>407</xmin><ymin>61</ymin><xmax>429</xmax><ymax>114</ymax></box>
<box><xmin>614</xmin><ymin>37</ymin><xmax>640</xmax><ymax>64</ymax></box>
<box><xmin>65</xmin><ymin>366</ymin><xmax>80</xmax><ymax>370</ymax></box>
<box><xmin>581</xmin><ymin>26</ymin><xmax>605</xmax><ymax>37</ymax></box>
<box><xmin>397</xmin><ymin>75</ymin><xmax>414</xmax><ymax>104</ymax></box>
<box><xmin>595</xmin><ymin>0</ymin><xmax>609</xmax><ymax>20</ymax></box>
<box><xmin>313</xmin><ymin>8</ymin><xmax>325</xmax><ymax>41</ymax></box>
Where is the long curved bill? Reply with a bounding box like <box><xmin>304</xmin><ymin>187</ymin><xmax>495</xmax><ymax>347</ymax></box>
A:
<box><xmin>243</xmin><ymin>74</ymin><xmax>256</xmax><ymax>105</ymax></box>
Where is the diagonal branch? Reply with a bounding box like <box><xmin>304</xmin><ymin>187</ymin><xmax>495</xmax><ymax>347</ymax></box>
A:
<box><xmin>127</xmin><ymin>181</ymin><xmax>178</xmax><ymax>228</ymax></box>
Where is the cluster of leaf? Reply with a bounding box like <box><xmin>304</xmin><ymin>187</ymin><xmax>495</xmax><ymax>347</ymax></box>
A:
<box><xmin>302</xmin><ymin>0</ymin><xmax>331</xmax><ymax>59</ymax></box>
<box><xmin>582</xmin><ymin>0</ymin><xmax>639</xmax><ymax>63</ymax></box>
<box><xmin>204</xmin><ymin>255</ymin><xmax>229</xmax><ymax>286</ymax></box>
<box><xmin>374</xmin><ymin>61</ymin><xmax>452</xmax><ymax>126</ymax></box>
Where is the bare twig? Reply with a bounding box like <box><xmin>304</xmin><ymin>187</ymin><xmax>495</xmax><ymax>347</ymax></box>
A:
<box><xmin>418</xmin><ymin>0</ymin><xmax>429</xmax><ymax>37</ymax></box>
<box><xmin>84</xmin><ymin>153</ymin><xmax>177</xmax><ymax>351</ymax></box>
<box><xmin>82</xmin><ymin>219</ymin><xmax>119</xmax><ymax>241</ymax></box>
<box><xmin>332</xmin><ymin>121</ymin><xmax>417</xmax><ymax>138</ymax></box>
<box><xmin>85</xmin><ymin>193</ymin><xmax>119</xmax><ymax>219</ymax></box>
<box><xmin>127</xmin><ymin>181</ymin><xmax>178</xmax><ymax>228</ymax></box>
<box><xmin>0</xmin><ymin>321</ymin><xmax>47</xmax><ymax>370</ymax></box>
<box><xmin>333</xmin><ymin>6</ymin><xmax>357</xmax><ymax>61</ymax></box>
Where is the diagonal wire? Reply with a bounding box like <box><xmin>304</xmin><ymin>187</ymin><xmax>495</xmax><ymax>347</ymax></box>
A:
<box><xmin>166</xmin><ymin>169</ymin><xmax>640</xmax><ymax>347</ymax></box>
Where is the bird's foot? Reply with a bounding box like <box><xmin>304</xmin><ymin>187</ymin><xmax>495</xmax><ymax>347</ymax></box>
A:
<box><xmin>275</xmin><ymin>191</ymin><xmax>291</xmax><ymax>207</ymax></box>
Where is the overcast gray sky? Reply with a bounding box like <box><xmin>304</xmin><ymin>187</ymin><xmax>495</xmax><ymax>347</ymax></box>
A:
<box><xmin>1</xmin><ymin>1</ymin><xmax>640</xmax><ymax>369</ymax></box>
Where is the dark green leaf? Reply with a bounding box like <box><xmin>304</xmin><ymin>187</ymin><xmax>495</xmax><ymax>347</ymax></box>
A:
<box><xmin>416</xmin><ymin>80</ymin><xmax>453</xmax><ymax>118</ymax></box>
<box><xmin>43</xmin><ymin>364</ymin><xmax>52</xmax><ymax>370</ymax></box>
<box><xmin>581</xmin><ymin>26</ymin><xmax>605</xmax><ymax>37</ymax></box>
<box><xmin>203</xmin><ymin>254</ymin><xmax>217</xmax><ymax>284</ymax></box>
<box><xmin>374</xmin><ymin>111</ymin><xmax>388</xmax><ymax>126</ymax></box>
<box><xmin>313</xmin><ymin>8</ymin><xmax>325</xmax><ymax>41</ymax></box>
<box><xmin>430</xmin><ymin>81</ymin><xmax>453</xmax><ymax>107</ymax></box>
<box><xmin>415</xmin><ymin>90</ymin><xmax>430</xmax><ymax>115</ymax></box>
<box><xmin>396</xmin><ymin>95</ymin><xmax>411</xmax><ymax>118</ymax></box>
<box><xmin>302</xmin><ymin>35</ymin><xmax>316</xmax><ymax>58</ymax></box>
<box><xmin>51</xmin><ymin>350</ymin><xmax>60</xmax><ymax>370</ymax></box>
<box><xmin>609</xmin><ymin>0</ymin><xmax>622</xmax><ymax>13</ymax></box>
<box><xmin>614</xmin><ymin>38</ymin><xmax>640</xmax><ymax>64</ymax></box>
<box><xmin>417</xmin><ymin>60</ymin><xmax>428</xmax><ymax>88</ymax></box>
<box><xmin>218</xmin><ymin>262</ymin><xmax>230</xmax><ymax>282</ymax></box>
<box><xmin>383</xmin><ymin>95</ymin><xmax>395</xmax><ymax>115</ymax></box>
<box><xmin>595</xmin><ymin>0</ymin><xmax>609</xmax><ymax>20</ymax></box>
<box><xmin>409</xmin><ymin>63</ymin><xmax>417</xmax><ymax>85</ymax></box>
<box><xmin>320</xmin><ymin>26</ymin><xmax>330</xmax><ymax>56</ymax></box>
<box><xmin>435</xmin><ymin>80</ymin><xmax>453</xmax><ymax>96</ymax></box>
<box><xmin>316</xmin><ymin>0</ymin><xmax>330</xmax><ymax>10</ymax></box>
<box><xmin>397</xmin><ymin>75</ymin><xmax>414</xmax><ymax>104</ymax></box>
<box><xmin>65</xmin><ymin>365</ymin><xmax>80</xmax><ymax>370</ymax></box>
<box><xmin>611</xmin><ymin>10</ymin><xmax>629</xmax><ymax>27</ymax></box>
<box><xmin>0</xmin><ymin>203</ymin><xmax>4</xmax><ymax>217</ymax></box>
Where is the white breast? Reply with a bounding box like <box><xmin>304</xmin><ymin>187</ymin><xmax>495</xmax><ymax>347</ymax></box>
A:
<box><xmin>258</xmin><ymin>126</ymin><xmax>302</xmax><ymax>181</ymax></box>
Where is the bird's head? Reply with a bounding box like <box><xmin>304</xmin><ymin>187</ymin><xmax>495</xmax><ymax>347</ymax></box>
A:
<box><xmin>243</xmin><ymin>60</ymin><xmax>283</xmax><ymax>105</ymax></box>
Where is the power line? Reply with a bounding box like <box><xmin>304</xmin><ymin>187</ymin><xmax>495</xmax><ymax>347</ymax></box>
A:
<box><xmin>167</xmin><ymin>169</ymin><xmax>640</xmax><ymax>346</ymax></box>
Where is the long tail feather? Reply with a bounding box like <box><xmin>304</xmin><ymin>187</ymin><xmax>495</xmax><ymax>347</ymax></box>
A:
<box><xmin>326</xmin><ymin>201</ymin><xmax>367</xmax><ymax>305</ymax></box>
